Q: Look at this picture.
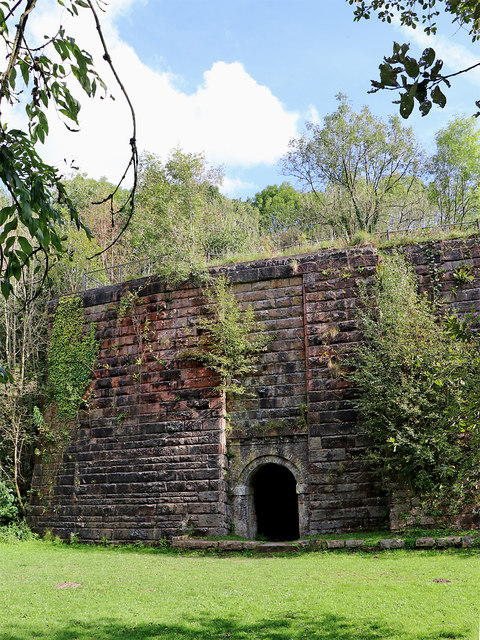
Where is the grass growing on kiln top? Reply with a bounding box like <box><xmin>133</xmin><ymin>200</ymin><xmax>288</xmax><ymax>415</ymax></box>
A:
<box><xmin>0</xmin><ymin>540</ymin><xmax>479</xmax><ymax>640</ymax></box>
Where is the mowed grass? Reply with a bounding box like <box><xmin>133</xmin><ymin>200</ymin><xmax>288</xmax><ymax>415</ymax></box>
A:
<box><xmin>0</xmin><ymin>541</ymin><xmax>479</xmax><ymax>640</ymax></box>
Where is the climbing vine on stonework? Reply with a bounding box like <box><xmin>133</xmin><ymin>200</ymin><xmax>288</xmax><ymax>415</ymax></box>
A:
<box><xmin>423</xmin><ymin>242</ymin><xmax>444</xmax><ymax>306</ymax></box>
<box><xmin>182</xmin><ymin>276</ymin><xmax>270</xmax><ymax>396</ymax></box>
<box><xmin>116</xmin><ymin>283</ymin><xmax>165</xmax><ymax>386</ymax></box>
<box><xmin>47</xmin><ymin>296</ymin><xmax>97</xmax><ymax>421</ymax></box>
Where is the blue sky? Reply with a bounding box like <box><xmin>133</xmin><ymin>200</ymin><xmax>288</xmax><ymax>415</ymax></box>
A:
<box><xmin>24</xmin><ymin>0</ymin><xmax>480</xmax><ymax>199</ymax></box>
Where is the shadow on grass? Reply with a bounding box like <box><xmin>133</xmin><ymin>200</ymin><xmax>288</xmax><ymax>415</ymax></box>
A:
<box><xmin>2</xmin><ymin>614</ymin><xmax>467</xmax><ymax>640</ymax></box>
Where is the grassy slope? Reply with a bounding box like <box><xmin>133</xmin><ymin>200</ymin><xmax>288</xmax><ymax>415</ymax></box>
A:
<box><xmin>0</xmin><ymin>541</ymin><xmax>479</xmax><ymax>639</ymax></box>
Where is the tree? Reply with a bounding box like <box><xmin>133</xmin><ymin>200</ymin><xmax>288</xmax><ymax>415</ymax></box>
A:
<box><xmin>251</xmin><ymin>182</ymin><xmax>304</xmax><ymax>232</ymax></box>
<box><xmin>130</xmin><ymin>150</ymin><xmax>260</xmax><ymax>278</ymax></box>
<box><xmin>249</xmin><ymin>182</ymin><xmax>324</xmax><ymax>241</ymax></box>
<box><xmin>282</xmin><ymin>95</ymin><xmax>425</xmax><ymax>237</ymax></box>
<box><xmin>429</xmin><ymin>116</ymin><xmax>480</xmax><ymax>225</ymax></box>
<box><xmin>0</xmin><ymin>0</ymin><xmax>137</xmax><ymax>382</ymax></box>
<box><xmin>0</xmin><ymin>253</ymin><xmax>49</xmax><ymax>515</ymax></box>
<box><xmin>348</xmin><ymin>1</ymin><xmax>480</xmax><ymax>118</ymax></box>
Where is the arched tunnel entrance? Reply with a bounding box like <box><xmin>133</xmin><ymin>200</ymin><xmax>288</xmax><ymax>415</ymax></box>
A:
<box><xmin>251</xmin><ymin>463</ymin><xmax>299</xmax><ymax>541</ymax></box>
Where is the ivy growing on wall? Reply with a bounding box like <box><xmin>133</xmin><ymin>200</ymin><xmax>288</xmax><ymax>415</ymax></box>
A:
<box><xmin>47</xmin><ymin>296</ymin><xmax>97</xmax><ymax>421</ymax></box>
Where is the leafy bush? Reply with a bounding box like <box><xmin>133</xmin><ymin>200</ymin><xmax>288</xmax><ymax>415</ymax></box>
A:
<box><xmin>0</xmin><ymin>521</ymin><xmax>37</xmax><ymax>543</ymax></box>
<box><xmin>0</xmin><ymin>481</ymin><xmax>19</xmax><ymax>525</ymax></box>
<box><xmin>349</xmin><ymin>253</ymin><xmax>480</xmax><ymax>500</ymax></box>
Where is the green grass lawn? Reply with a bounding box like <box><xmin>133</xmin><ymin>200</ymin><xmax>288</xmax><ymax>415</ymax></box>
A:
<box><xmin>0</xmin><ymin>541</ymin><xmax>479</xmax><ymax>640</ymax></box>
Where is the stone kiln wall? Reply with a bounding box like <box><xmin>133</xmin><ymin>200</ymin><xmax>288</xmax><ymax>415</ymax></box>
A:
<box><xmin>29</xmin><ymin>236</ymin><xmax>480</xmax><ymax>541</ymax></box>
<box><xmin>30</xmin><ymin>279</ymin><xmax>230</xmax><ymax>542</ymax></box>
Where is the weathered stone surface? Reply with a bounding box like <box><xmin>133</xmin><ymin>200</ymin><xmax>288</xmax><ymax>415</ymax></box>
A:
<box><xmin>257</xmin><ymin>542</ymin><xmax>299</xmax><ymax>553</ymax></box>
<box><xmin>242</xmin><ymin>541</ymin><xmax>260</xmax><ymax>550</ymax></box>
<box><xmin>415</xmin><ymin>537</ymin><xmax>436</xmax><ymax>548</ymax></box>
<box><xmin>379</xmin><ymin>539</ymin><xmax>405</xmax><ymax>549</ymax></box>
<box><xmin>218</xmin><ymin>540</ymin><xmax>244</xmax><ymax>551</ymax></box>
<box><xmin>326</xmin><ymin>539</ymin><xmax>345</xmax><ymax>549</ymax></box>
<box><xmin>462</xmin><ymin>536</ymin><xmax>475</xmax><ymax>548</ymax></box>
<box><xmin>445</xmin><ymin>536</ymin><xmax>462</xmax><ymax>547</ymax></box>
<box><xmin>307</xmin><ymin>539</ymin><xmax>325</xmax><ymax>550</ymax></box>
<box><xmin>345</xmin><ymin>539</ymin><xmax>365</xmax><ymax>548</ymax></box>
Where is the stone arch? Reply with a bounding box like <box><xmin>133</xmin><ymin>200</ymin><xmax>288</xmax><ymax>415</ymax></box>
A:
<box><xmin>232</xmin><ymin>455</ymin><xmax>309</xmax><ymax>539</ymax></box>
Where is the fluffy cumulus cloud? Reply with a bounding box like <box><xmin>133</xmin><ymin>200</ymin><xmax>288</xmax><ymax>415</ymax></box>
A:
<box><xmin>15</xmin><ymin>0</ymin><xmax>299</xmax><ymax>186</ymax></box>
<box><xmin>220</xmin><ymin>176</ymin><xmax>257</xmax><ymax>196</ymax></box>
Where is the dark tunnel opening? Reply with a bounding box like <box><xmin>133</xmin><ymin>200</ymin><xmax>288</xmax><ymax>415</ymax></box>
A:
<box><xmin>252</xmin><ymin>463</ymin><xmax>299</xmax><ymax>541</ymax></box>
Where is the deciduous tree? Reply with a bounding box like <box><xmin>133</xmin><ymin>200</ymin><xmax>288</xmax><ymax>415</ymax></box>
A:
<box><xmin>130</xmin><ymin>150</ymin><xmax>260</xmax><ymax>277</ymax></box>
<box><xmin>429</xmin><ymin>116</ymin><xmax>480</xmax><ymax>225</ymax></box>
<box><xmin>282</xmin><ymin>95</ymin><xmax>424</xmax><ymax>237</ymax></box>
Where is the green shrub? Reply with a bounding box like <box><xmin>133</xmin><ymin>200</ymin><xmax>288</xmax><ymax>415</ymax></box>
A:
<box><xmin>349</xmin><ymin>253</ymin><xmax>480</xmax><ymax>500</ymax></box>
<box><xmin>0</xmin><ymin>521</ymin><xmax>36</xmax><ymax>542</ymax></box>
<box><xmin>182</xmin><ymin>277</ymin><xmax>270</xmax><ymax>396</ymax></box>
<box><xmin>48</xmin><ymin>295</ymin><xmax>97</xmax><ymax>421</ymax></box>
<box><xmin>0</xmin><ymin>481</ymin><xmax>19</xmax><ymax>525</ymax></box>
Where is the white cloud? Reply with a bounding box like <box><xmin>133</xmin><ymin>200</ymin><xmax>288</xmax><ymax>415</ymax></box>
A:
<box><xmin>14</xmin><ymin>0</ymin><xmax>299</xmax><ymax>185</ymax></box>
<box><xmin>305</xmin><ymin>104</ymin><xmax>321</xmax><ymax>125</ymax></box>
<box><xmin>220</xmin><ymin>176</ymin><xmax>257</xmax><ymax>197</ymax></box>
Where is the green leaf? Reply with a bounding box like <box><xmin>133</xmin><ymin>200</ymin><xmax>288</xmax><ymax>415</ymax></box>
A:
<box><xmin>38</xmin><ymin>110</ymin><xmax>49</xmax><ymax>135</ymax></box>
<box><xmin>431</xmin><ymin>85</ymin><xmax>447</xmax><ymax>108</ymax></box>
<box><xmin>18</xmin><ymin>236</ymin><xmax>33</xmax><ymax>255</ymax></box>
<box><xmin>0</xmin><ymin>217</ymin><xmax>18</xmax><ymax>242</ymax></box>
<box><xmin>0</xmin><ymin>366</ymin><xmax>13</xmax><ymax>384</ymax></box>
<box><xmin>404</xmin><ymin>56</ymin><xmax>420</xmax><ymax>79</ymax></box>
<box><xmin>399</xmin><ymin>92</ymin><xmax>414</xmax><ymax>118</ymax></box>
<box><xmin>8</xmin><ymin>66</ymin><xmax>16</xmax><ymax>89</ymax></box>
<box><xmin>419</xmin><ymin>100</ymin><xmax>433</xmax><ymax>116</ymax></box>
<box><xmin>19</xmin><ymin>60</ymin><xmax>29</xmax><ymax>85</ymax></box>
<box><xmin>0</xmin><ymin>205</ymin><xmax>15</xmax><ymax>226</ymax></box>
<box><xmin>5</xmin><ymin>236</ymin><xmax>15</xmax><ymax>250</ymax></box>
<box><xmin>419</xmin><ymin>48</ymin><xmax>435</xmax><ymax>68</ymax></box>
<box><xmin>11</xmin><ymin>259</ymin><xmax>21</xmax><ymax>281</ymax></box>
<box><xmin>1</xmin><ymin>279</ymin><xmax>11</xmax><ymax>300</ymax></box>
<box><xmin>430</xmin><ymin>59</ymin><xmax>443</xmax><ymax>79</ymax></box>
<box><xmin>35</xmin><ymin>123</ymin><xmax>45</xmax><ymax>144</ymax></box>
<box><xmin>379</xmin><ymin>63</ymin><xmax>398</xmax><ymax>87</ymax></box>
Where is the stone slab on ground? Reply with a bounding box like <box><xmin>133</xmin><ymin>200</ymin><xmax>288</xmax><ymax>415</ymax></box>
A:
<box><xmin>257</xmin><ymin>542</ymin><xmax>299</xmax><ymax>553</ymax></box>
<box><xmin>415</xmin><ymin>537</ymin><xmax>436</xmax><ymax>548</ymax></box>
<box><xmin>182</xmin><ymin>539</ymin><xmax>219</xmax><ymax>550</ymax></box>
<box><xmin>169</xmin><ymin>535</ymin><xmax>478</xmax><ymax>552</ymax></box>
<box><xmin>326</xmin><ymin>540</ymin><xmax>345</xmax><ymax>549</ymax></box>
<box><xmin>345</xmin><ymin>539</ymin><xmax>365</xmax><ymax>548</ymax></box>
<box><xmin>379</xmin><ymin>539</ymin><xmax>405</xmax><ymax>549</ymax></box>
<box><xmin>462</xmin><ymin>536</ymin><xmax>475</xmax><ymax>548</ymax></box>
<box><xmin>219</xmin><ymin>540</ymin><xmax>244</xmax><ymax>551</ymax></box>
<box><xmin>241</xmin><ymin>541</ymin><xmax>260</xmax><ymax>551</ymax></box>
<box><xmin>307</xmin><ymin>539</ymin><xmax>324</xmax><ymax>549</ymax></box>
<box><xmin>446</xmin><ymin>536</ymin><xmax>462</xmax><ymax>547</ymax></box>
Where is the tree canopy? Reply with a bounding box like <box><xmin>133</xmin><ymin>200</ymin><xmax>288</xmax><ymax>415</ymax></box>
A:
<box><xmin>282</xmin><ymin>95</ymin><xmax>424</xmax><ymax>236</ymax></box>
<box><xmin>130</xmin><ymin>150</ymin><xmax>259</xmax><ymax>280</ymax></box>
<box><xmin>429</xmin><ymin>116</ymin><xmax>480</xmax><ymax>224</ymax></box>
